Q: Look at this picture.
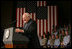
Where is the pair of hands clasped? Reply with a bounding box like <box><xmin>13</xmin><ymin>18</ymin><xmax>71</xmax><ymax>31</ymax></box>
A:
<box><xmin>15</xmin><ymin>28</ymin><xmax>24</xmax><ymax>33</ymax></box>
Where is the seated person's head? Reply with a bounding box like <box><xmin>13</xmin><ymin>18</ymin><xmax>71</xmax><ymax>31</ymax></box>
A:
<box><xmin>62</xmin><ymin>29</ymin><xmax>65</xmax><ymax>36</ymax></box>
<box><xmin>56</xmin><ymin>35</ymin><xmax>59</xmax><ymax>39</ymax></box>
<box><xmin>44</xmin><ymin>32</ymin><xmax>47</xmax><ymax>38</ymax></box>
<box><xmin>49</xmin><ymin>35</ymin><xmax>51</xmax><ymax>40</ymax></box>
<box><xmin>52</xmin><ymin>34</ymin><xmax>55</xmax><ymax>39</ymax></box>
<box><xmin>65</xmin><ymin>30</ymin><xmax>68</xmax><ymax>36</ymax></box>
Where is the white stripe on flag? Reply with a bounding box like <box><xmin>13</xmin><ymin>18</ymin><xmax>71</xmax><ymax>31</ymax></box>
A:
<box><xmin>20</xmin><ymin>8</ymin><xmax>22</xmax><ymax>27</ymax></box>
<box><xmin>51</xmin><ymin>6</ymin><xmax>53</xmax><ymax>33</ymax></box>
<box><xmin>44</xmin><ymin>1</ymin><xmax>46</xmax><ymax>6</ymax></box>
<box><xmin>34</xmin><ymin>13</ymin><xmax>36</xmax><ymax>21</ymax></box>
<box><xmin>44</xmin><ymin>19</ymin><xmax>46</xmax><ymax>33</ymax></box>
<box><xmin>30</xmin><ymin>13</ymin><xmax>32</xmax><ymax>19</ymax></box>
<box><xmin>37</xmin><ymin>19</ymin><xmax>39</xmax><ymax>38</ymax></box>
<box><xmin>17</xmin><ymin>8</ymin><xmax>19</xmax><ymax>27</ymax></box>
<box><xmin>41</xmin><ymin>19</ymin><xmax>43</xmax><ymax>36</ymax></box>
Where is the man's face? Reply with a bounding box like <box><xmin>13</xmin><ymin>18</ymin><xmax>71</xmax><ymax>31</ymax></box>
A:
<box><xmin>23</xmin><ymin>13</ymin><xmax>28</xmax><ymax>23</ymax></box>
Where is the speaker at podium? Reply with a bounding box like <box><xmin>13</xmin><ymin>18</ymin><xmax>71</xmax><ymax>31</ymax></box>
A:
<box><xmin>3</xmin><ymin>27</ymin><xmax>29</xmax><ymax>48</ymax></box>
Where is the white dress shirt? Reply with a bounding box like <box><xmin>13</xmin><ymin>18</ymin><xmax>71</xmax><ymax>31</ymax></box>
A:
<box><xmin>63</xmin><ymin>35</ymin><xmax>70</xmax><ymax>45</ymax></box>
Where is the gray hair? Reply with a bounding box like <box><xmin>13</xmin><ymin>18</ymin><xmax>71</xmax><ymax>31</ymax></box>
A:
<box><xmin>23</xmin><ymin>13</ymin><xmax>31</xmax><ymax>18</ymax></box>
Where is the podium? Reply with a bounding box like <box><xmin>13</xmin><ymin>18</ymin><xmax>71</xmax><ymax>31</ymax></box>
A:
<box><xmin>3</xmin><ymin>27</ymin><xmax>29</xmax><ymax>48</ymax></box>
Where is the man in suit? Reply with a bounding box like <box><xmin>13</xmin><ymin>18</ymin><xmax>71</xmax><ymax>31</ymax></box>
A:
<box><xmin>15</xmin><ymin>13</ymin><xmax>40</xmax><ymax>48</ymax></box>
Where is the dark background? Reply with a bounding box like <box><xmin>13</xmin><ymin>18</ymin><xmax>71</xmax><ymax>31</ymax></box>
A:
<box><xmin>1</xmin><ymin>0</ymin><xmax>71</xmax><ymax>47</ymax></box>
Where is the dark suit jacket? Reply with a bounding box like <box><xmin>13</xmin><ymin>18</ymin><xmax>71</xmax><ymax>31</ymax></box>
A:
<box><xmin>22</xmin><ymin>19</ymin><xmax>40</xmax><ymax>48</ymax></box>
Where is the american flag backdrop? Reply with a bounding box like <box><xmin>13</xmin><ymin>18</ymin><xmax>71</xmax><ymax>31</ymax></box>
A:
<box><xmin>16</xmin><ymin>1</ymin><xmax>58</xmax><ymax>39</ymax></box>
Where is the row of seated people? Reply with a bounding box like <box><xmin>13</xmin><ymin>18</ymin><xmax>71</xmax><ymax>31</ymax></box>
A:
<box><xmin>39</xmin><ymin>24</ymin><xmax>71</xmax><ymax>48</ymax></box>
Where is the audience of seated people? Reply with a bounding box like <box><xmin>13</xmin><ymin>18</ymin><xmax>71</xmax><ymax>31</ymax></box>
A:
<box><xmin>40</xmin><ymin>24</ymin><xmax>71</xmax><ymax>48</ymax></box>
